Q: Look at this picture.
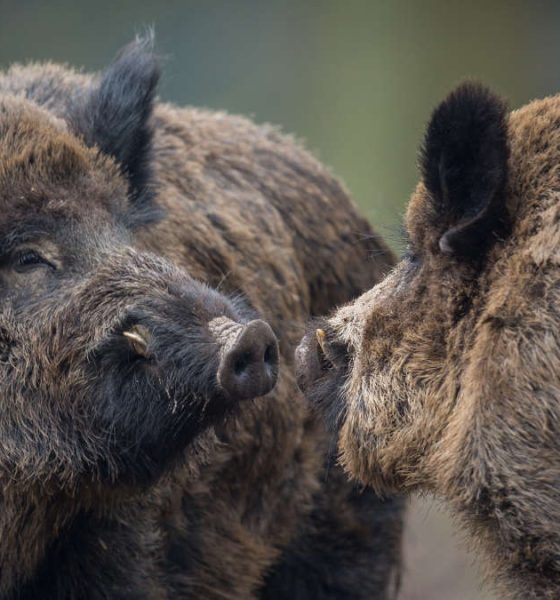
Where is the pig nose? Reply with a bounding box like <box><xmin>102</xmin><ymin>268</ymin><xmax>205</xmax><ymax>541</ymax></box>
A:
<box><xmin>218</xmin><ymin>319</ymin><xmax>279</xmax><ymax>400</ymax></box>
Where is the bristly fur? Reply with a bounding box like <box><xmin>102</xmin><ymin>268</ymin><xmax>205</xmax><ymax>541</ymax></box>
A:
<box><xmin>0</xmin><ymin>38</ymin><xmax>403</xmax><ymax>599</ymax></box>
<box><xmin>420</xmin><ymin>81</ymin><xmax>510</xmax><ymax>258</ymax></box>
<box><xmin>297</xmin><ymin>82</ymin><xmax>560</xmax><ymax>598</ymax></box>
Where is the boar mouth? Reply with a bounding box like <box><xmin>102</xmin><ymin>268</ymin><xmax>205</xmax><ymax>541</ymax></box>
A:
<box><xmin>100</xmin><ymin>315</ymin><xmax>279</xmax><ymax>403</ymax></box>
<box><xmin>295</xmin><ymin>324</ymin><xmax>350</xmax><ymax>433</ymax></box>
<box><xmin>91</xmin><ymin>310</ymin><xmax>279</xmax><ymax>438</ymax></box>
<box><xmin>103</xmin><ymin>322</ymin><xmax>278</xmax><ymax>484</ymax></box>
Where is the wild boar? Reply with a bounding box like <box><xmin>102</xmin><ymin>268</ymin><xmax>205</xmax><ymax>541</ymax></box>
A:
<box><xmin>297</xmin><ymin>82</ymin><xmax>560</xmax><ymax>598</ymax></box>
<box><xmin>0</xmin><ymin>36</ymin><xmax>403</xmax><ymax>599</ymax></box>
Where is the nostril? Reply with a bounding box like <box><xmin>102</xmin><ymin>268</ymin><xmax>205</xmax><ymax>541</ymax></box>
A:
<box><xmin>264</xmin><ymin>343</ymin><xmax>275</xmax><ymax>366</ymax></box>
<box><xmin>234</xmin><ymin>351</ymin><xmax>253</xmax><ymax>376</ymax></box>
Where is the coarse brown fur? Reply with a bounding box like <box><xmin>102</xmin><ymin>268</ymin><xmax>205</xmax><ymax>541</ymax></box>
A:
<box><xmin>0</xmin><ymin>37</ymin><xmax>404</xmax><ymax>599</ymax></box>
<box><xmin>297</xmin><ymin>82</ymin><xmax>560</xmax><ymax>598</ymax></box>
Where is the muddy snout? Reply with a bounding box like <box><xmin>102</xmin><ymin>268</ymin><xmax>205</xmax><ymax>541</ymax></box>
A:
<box><xmin>210</xmin><ymin>317</ymin><xmax>279</xmax><ymax>400</ymax></box>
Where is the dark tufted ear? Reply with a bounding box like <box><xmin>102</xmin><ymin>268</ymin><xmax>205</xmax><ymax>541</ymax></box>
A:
<box><xmin>420</xmin><ymin>82</ymin><xmax>509</xmax><ymax>258</ymax></box>
<box><xmin>71</xmin><ymin>35</ymin><xmax>161</xmax><ymax>226</ymax></box>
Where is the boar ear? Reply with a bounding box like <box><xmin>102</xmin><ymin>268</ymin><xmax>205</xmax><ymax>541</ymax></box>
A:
<box><xmin>420</xmin><ymin>82</ymin><xmax>509</xmax><ymax>258</ymax></box>
<box><xmin>71</xmin><ymin>35</ymin><xmax>161</xmax><ymax>220</ymax></box>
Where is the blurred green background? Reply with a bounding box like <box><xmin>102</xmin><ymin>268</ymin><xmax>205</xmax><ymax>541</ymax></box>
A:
<box><xmin>0</xmin><ymin>2</ymin><xmax>555</xmax><ymax>597</ymax></box>
<box><xmin>1</xmin><ymin>0</ymin><xmax>557</xmax><ymax>252</ymax></box>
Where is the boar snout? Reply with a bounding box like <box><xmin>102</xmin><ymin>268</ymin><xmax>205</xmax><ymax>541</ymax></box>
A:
<box><xmin>113</xmin><ymin>304</ymin><xmax>279</xmax><ymax>403</ymax></box>
<box><xmin>210</xmin><ymin>317</ymin><xmax>279</xmax><ymax>401</ymax></box>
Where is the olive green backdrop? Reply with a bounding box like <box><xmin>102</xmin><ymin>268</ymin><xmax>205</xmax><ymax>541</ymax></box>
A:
<box><xmin>1</xmin><ymin>0</ymin><xmax>556</xmax><ymax>251</ymax></box>
<box><xmin>0</xmin><ymin>2</ymin><xmax>556</xmax><ymax>598</ymax></box>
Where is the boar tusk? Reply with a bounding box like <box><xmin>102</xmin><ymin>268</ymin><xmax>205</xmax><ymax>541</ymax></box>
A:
<box><xmin>315</xmin><ymin>328</ymin><xmax>327</xmax><ymax>355</ymax></box>
<box><xmin>123</xmin><ymin>325</ymin><xmax>151</xmax><ymax>358</ymax></box>
<box><xmin>315</xmin><ymin>327</ymin><xmax>344</xmax><ymax>370</ymax></box>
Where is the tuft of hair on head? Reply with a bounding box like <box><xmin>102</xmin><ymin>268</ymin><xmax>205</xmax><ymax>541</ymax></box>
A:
<box><xmin>70</xmin><ymin>32</ymin><xmax>162</xmax><ymax>226</ymax></box>
<box><xmin>419</xmin><ymin>81</ymin><xmax>510</xmax><ymax>259</ymax></box>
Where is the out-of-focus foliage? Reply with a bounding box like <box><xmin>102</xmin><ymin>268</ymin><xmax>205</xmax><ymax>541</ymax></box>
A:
<box><xmin>1</xmin><ymin>0</ymin><xmax>556</xmax><ymax>252</ymax></box>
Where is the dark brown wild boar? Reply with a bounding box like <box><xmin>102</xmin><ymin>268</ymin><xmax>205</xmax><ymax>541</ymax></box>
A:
<box><xmin>0</xmin><ymin>36</ymin><xmax>403</xmax><ymax>599</ymax></box>
<box><xmin>297</xmin><ymin>82</ymin><xmax>560</xmax><ymax>599</ymax></box>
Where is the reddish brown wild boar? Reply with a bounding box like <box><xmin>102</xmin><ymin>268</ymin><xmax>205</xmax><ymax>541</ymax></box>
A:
<box><xmin>0</xmin><ymin>37</ymin><xmax>404</xmax><ymax>599</ymax></box>
<box><xmin>297</xmin><ymin>82</ymin><xmax>560</xmax><ymax>598</ymax></box>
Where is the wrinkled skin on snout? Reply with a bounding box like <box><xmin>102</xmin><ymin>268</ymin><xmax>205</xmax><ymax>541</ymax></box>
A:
<box><xmin>0</xmin><ymin>98</ymin><xmax>279</xmax><ymax>491</ymax></box>
<box><xmin>297</xmin><ymin>83</ymin><xmax>560</xmax><ymax>597</ymax></box>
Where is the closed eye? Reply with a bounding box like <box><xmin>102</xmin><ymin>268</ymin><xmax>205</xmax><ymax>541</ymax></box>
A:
<box><xmin>13</xmin><ymin>249</ymin><xmax>56</xmax><ymax>273</ymax></box>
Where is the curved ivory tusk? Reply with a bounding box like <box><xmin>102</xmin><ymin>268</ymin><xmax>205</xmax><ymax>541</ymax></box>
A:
<box><xmin>123</xmin><ymin>325</ymin><xmax>151</xmax><ymax>357</ymax></box>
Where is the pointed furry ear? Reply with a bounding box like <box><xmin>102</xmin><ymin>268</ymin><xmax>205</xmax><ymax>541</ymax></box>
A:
<box><xmin>420</xmin><ymin>82</ymin><xmax>509</xmax><ymax>258</ymax></box>
<box><xmin>71</xmin><ymin>35</ymin><xmax>161</xmax><ymax>221</ymax></box>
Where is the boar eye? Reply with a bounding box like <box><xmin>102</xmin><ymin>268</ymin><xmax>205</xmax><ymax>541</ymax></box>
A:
<box><xmin>13</xmin><ymin>249</ymin><xmax>55</xmax><ymax>273</ymax></box>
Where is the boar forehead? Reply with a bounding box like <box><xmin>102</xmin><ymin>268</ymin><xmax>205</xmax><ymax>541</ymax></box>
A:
<box><xmin>0</xmin><ymin>97</ymin><xmax>129</xmax><ymax>221</ymax></box>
